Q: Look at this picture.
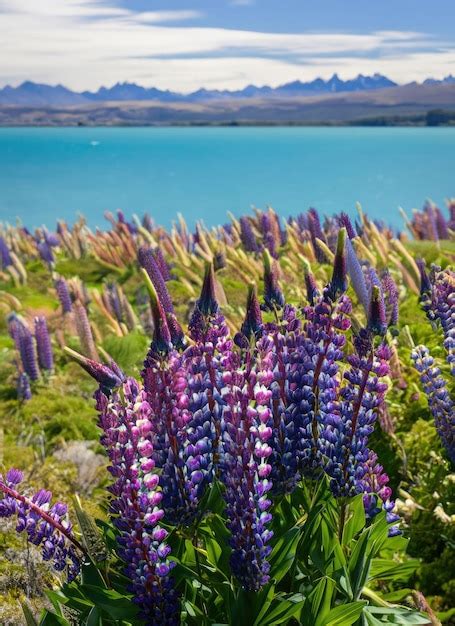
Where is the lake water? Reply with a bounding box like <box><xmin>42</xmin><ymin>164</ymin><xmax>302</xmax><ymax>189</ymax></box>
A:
<box><xmin>0</xmin><ymin>126</ymin><xmax>454</xmax><ymax>231</ymax></box>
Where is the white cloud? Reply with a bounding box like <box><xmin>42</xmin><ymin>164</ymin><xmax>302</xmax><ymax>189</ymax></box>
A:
<box><xmin>0</xmin><ymin>0</ymin><xmax>452</xmax><ymax>91</ymax></box>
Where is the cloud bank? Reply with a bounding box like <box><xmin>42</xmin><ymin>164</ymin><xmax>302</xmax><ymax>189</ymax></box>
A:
<box><xmin>0</xmin><ymin>0</ymin><xmax>453</xmax><ymax>90</ymax></box>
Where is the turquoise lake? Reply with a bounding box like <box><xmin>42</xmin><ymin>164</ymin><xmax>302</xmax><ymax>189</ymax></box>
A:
<box><xmin>0</xmin><ymin>126</ymin><xmax>454</xmax><ymax>230</ymax></box>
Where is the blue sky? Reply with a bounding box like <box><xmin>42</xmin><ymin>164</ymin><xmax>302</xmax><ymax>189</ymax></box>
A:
<box><xmin>1</xmin><ymin>0</ymin><xmax>454</xmax><ymax>91</ymax></box>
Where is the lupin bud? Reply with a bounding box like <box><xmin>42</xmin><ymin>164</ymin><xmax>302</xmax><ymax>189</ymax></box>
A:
<box><xmin>416</xmin><ymin>258</ymin><xmax>432</xmax><ymax>295</ymax></box>
<box><xmin>262</xmin><ymin>249</ymin><xmax>284</xmax><ymax>311</ymax></box>
<box><xmin>235</xmin><ymin>284</ymin><xmax>263</xmax><ymax>347</ymax></box>
<box><xmin>198</xmin><ymin>263</ymin><xmax>218</xmax><ymax>316</ymax></box>
<box><xmin>367</xmin><ymin>285</ymin><xmax>387</xmax><ymax>336</ymax></box>
<box><xmin>141</xmin><ymin>269</ymin><xmax>173</xmax><ymax>355</ymax></box>
<box><xmin>139</xmin><ymin>248</ymin><xmax>185</xmax><ymax>349</ymax></box>
<box><xmin>329</xmin><ymin>227</ymin><xmax>348</xmax><ymax>299</ymax></box>
<box><xmin>302</xmin><ymin>258</ymin><xmax>319</xmax><ymax>306</ymax></box>
<box><xmin>64</xmin><ymin>347</ymin><xmax>124</xmax><ymax>393</ymax></box>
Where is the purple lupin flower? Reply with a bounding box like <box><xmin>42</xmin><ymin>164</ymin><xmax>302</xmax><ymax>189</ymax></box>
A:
<box><xmin>95</xmin><ymin>380</ymin><xmax>179</xmax><ymax>624</ymax></box>
<box><xmin>185</xmin><ymin>263</ymin><xmax>231</xmax><ymax>474</ymax></box>
<box><xmin>381</xmin><ymin>271</ymin><xmax>399</xmax><ymax>327</ymax></box>
<box><xmin>261</xmin><ymin>249</ymin><xmax>284</xmax><ymax>311</ymax></box>
<box><xmin>16</xmin><ymin>322</ymin><xmax>40</xmax><ymax>381</ymax></box>
<box><xmin>301</xmin><ymin>291</ymin><xmax>352</xmax><ymax>476</ymax></box>
<box><xmin>411</xmin><ymin>345</ymin><xmax>454</xmax><ymax>463</ymax></box>
<box><xmin>64</xmin><ymin>347</ymin><xmax>125</xmax><ymax>395</ymax></box>
<box><xmin>139</xmin><ymin>247</ymin><xmax>185</xmax><ymax>350</ymax></box>
<box><xmin>322</xmin><ymin>326</ymin><xmax>391</xmax><ymax>498</ymax></box>
<box><xmin>17</xmin><ymin>372</ymin><xmax>32</xmax><ymax>401</ymax></box>
<box><xmin>361</xmin><ymin>450</ymin><xmax>401</xmax><ymax>536</ymax></box>
<box><xmin>219</xmin><ymin>348</ymin><xmax>274</xmax><ymax>591</ymax></box>
<box><xmin>0</xmin><ymin>469</ymin><xmax>82</xmax><ymax>581</ymax></box>
<box><xmin>153</xmin><ymin>247</ymin><xmax>173</xmax><ymax>281</ymax></box>
<box><xmin>367</xmin><ymin>285</ymin><xmax>387</xmax><ymax>336</ymax></box>
<box><xmin>54</xmin><ymin>276</ymin><xmax>73</xmax><ymax>314</ymax></box>
<box><xmin>328</xmin><ymin>228</ymin><xmax>348</xmax><ymax>300</ymax></box>
<box><xmin>34</xmin><ymin>316</ymin><xmax>54</xmax><ymax>372</ymax></box>
<box><xmin>239</xmin><ymin>216</ymin><xmax>260</xmax><ymax>253</ymax></box>
<box><xmin>338</xmin><ymin>212</ymin><xmax>357</xmax><ymax>240</ymax></box>
<box><xmin>73</xmin><ymin>301</ymin><xmax>99</xmax><ymax>361</ymax></box>
<box><xmin>346</xmin><ymin>238</ymin><xmax>369</xmax><ymax>314</ymax></box>
<box><xmin>234</xmin><ymin>284</ymin><xmax>264</xmax><ymax>348</ymax></box>
<box><xmin>142</xmin><ymin>274</ymin><xmax>215</xmax><ymax>526</ymax></box>
<box><xmin>429</xmin><ymin>266</ymin><xmax>455</xmax><ymax>376</ymax></box>
<box><xmin>308</xmin><ymin>208</ymin><xmax>326</xmax><ymax>262</ymax></box>
<box><xmin>0</xmin><ymin>235</ymin><xmax>12</xmax><ymax>268</ymax></box>
<box><xmin>37</xmin><ymin>240</ymin><xmax>55</xmax><ymax>266</ymax></box>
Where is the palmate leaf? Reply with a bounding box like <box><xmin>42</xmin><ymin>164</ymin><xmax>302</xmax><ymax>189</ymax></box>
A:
<box><xmin>369</xmin><ymin>558</ymin><xmax>421</xmax><ymax>582</ymax></box>
<box><xmin>342</xmin><ymin>495</ymin><xmax>366</xmax><ymax>545</ymax></box>
<box><xmin>322</xmin><ymin>601</ymin><xmax>367</xmax><ymax>625</ymax></box>
<box><xmin>363</xmin><ymin>606</ymin><xmax>431</xmax><ymax>624</ymax></box>
<box><xmin>301</xmin><ymin>576</ymin><xmax>335</xmax><ymax>626</ymax></box>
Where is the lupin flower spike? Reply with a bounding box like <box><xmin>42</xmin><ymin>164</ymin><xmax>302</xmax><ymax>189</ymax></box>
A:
<box><xmin>64</xmin><ymin>347</ymin><xmax>124</xmax><ymax>393</ymax></box>
<box><xmin>34</xmin><ymin>316</ymin><xmax>54</xmax><ymax>371</ymax></box>
<box><xmin>328</xmin><ymin>227</ymin><xmax>348</xmax><ymax>300</ymax></box>
<box><xmin>367</xmin><ymin>285</ymin><xmax>387</xmax><ymax>336</ymax></box>
<box><xmin>198</xmin><ymin>262</ymin><xmax>218</xmax><ymax>316</ymax></box>
<box><xmin>262</xmin><ymin>249</ymin><xmax>284</xmax><ymax>311</ymax></box>
<box><xmin>141</xmin><ymin>269</ymin><xmax>173</xmax><ymax>356</ymax></box>
<box><xmin>139</xmin><ymin>249</ymin><xmax>185</xmax><ymax>349</ymax></box>
<box><xmin>0</xmin><ymin>469</ymin><xmax>82</xmax><ymax>581</ymax></box>
<box><xmin>302</xmin><ymin>258</ymin><xmax>320</xmax><ymax>306</ymax></box>
<box><xmin>242</xmin><ymin>284</ymin><xmax>263</xmax><ymax>339</ymax></box>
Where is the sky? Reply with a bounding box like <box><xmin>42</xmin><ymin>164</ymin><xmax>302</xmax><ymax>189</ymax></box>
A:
<box><xmin>1</xmin><ymin>0</ymin><xmax>454</xmax><ymax>92</ymax></box>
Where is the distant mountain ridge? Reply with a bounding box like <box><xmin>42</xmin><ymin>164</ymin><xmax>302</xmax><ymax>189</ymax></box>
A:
<box><xmin>0</xmin><ymin>74</ymin><xmax>454</xmax><ymax>106</ymax></box>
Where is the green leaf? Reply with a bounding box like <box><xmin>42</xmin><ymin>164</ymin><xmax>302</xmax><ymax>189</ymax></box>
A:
<box><xmin>259</xmin><ymin>598</ymin><xmax>303</xmax><ymax>626</ymax></box>
<box><xmin>73</xmin><ymin>496</ymin><xmax>108</xmax><ymax>564</ymax></box>
<box><xmin>323</xmin><ymin>601</ymin><xmax>367</xmax><ymax>625</ymax></box>
<box><xmin>369</xmin><ymin>559</ymin><xmax>420</xmax><ymax>582</ymax></box>
<box><xmin>39</xmin><ymin>612</ymin><xmax>70</xmax><ymax>626</ymax></box>
<box><xmin>269</xmin><ymin>526</ymin><xmax>300</xmax><ymax>583</ymax></box>
<box><xmin>363</xmin><ymin>606</ymin><xmax>431</xmax><ymax>624</ymax></box>
<box><xmin>80</xmin><ymin>586</ymin><xmax>138</xmax><ymax>620</ymax></box>
<box><xmin>252</xmin><ymin>584</ymin><xmax>276</xmax><ymax>626</ymax></box>
<box><xmin>21</xmin><ymin>601</ymin><xmax>39</xmax><ymax>626</ymax></box>
<box><xmin>342</xmin><ymin>495</ymin><xmax>366</xmax><ymax>545</ymax></box>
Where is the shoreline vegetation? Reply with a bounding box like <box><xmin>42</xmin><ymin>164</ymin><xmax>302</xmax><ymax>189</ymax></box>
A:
<box><xmin>0</xmin><ymin>202</ymin><xmax>454</xmax><ymax>624</ymax></box>
<box><xmin>1</xmin><ymin>108</ymin><xmax>454</xmax><ymax>127</ymax></box>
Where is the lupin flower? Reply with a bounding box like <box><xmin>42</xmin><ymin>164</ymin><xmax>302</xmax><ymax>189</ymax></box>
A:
<box><xmin>34</xmin><ymin>316</ymin><xmax>54</xmax><ymax>371</ymax></box>
<box><xmin>361</xmin><ymin>450</ymin><xmax>401</xmax><ymax>536</ymax></box>
<box><xmin>0</xmin><ymin>469</ymin><xmax>82</xmax><ymax>581</ymax></box>
<box><xmin>234</xmin><ymin>284</ymin><xmax>264</xmax><ymax>348</ymax></box>
<box><xmin>139</xmin><ymin>247</ymin><xmax>185</xmax><ymax>349</ymax></box>
<box><xmin>345</xmin><ymin>238</ymin><xmax>369</xmax><ymax>314</ymax></box>
<box><xmin>16</xmin><ymin>321</ymin><xmax>40</xmax><ymax>381</ymax></box>
<box><xmin>381</xmin><ymin>271</ymin><xmax>399</xmax><ymax>327</ymax></box>
<box><xmin>153</xmin><ymin>247</ymin><xmax>173</xmax><ymax>281</ymax></box>
<box><xmin>323</xmin><ymin>319</ymin><xmax>392</xmax><ymax>499</ymax></box>
<box><xmin>261</xmin><ymin>249</ymin><xmax>284</xmax><ymax>311</ymax></box>
<box><xmin>308</xmin><ymin>208</ymin><xmax>326</xmax><ymax>262</ymax></box>
<box><xmin>327</xmin><ymin>228</ymin><xmax>348</xmax><ymax>300</ymax></box>
<box><xmin>64</xmin><ymin>347</ymin><xmax>125</xmax><ymax>395</ymax></box>
<box><xmin>0</xmin><ymin>235</ymin><xmax>13</xmax><ymax>268</ymax></box>
<box><xmin>17</xmin><ymin>372</ymin><xmax>32</xmax><ymax>401</ymax></box>
<box><xmin>143</xmin><ymin>274</ymin><xmax>215</xmax><ymax>526</ymax></box>
<box><xmin>219</xmin><ymin>349</ymin><xmax>274</xmax><ymax>591</ymax></box>
<box><xmin>367</xmin><ymin>285</ymin><xmax>387</xmax><ymax>336</ymax></box>
<box><xmin>239</xmin><ymin>216</ymin><xmax>260</xmax><ymax>253</ymax></box>
<box><xmin>73</xmin><ymin>301</ymin><xmax>99</xmax><ymax>362</ymax></box>
<box><xmin>95</xmin><ymin>380</ymin><xmax>179</xmax><ymax>624</ymax></box>
<box><xmin>37</xmin><ymin>240</ymin><xmax>55</xmax><ymax>266</ymax></box>
<box><xmin>411</xmin><ymin>345</ymin><xmax>454</xmax><ymax>463</ymax></box>
<box><xmin>302</xmin><ymin>259</ymin><xmax>320</xmax><ymax>306</ymax></box>
<box><xmin>54</xmin><ymin>276</ymin><xmax>73</xmax><ymax>313</ymax></box>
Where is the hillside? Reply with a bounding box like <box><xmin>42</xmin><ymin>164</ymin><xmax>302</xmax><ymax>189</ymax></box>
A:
<box><xmin>0</xmin><ymin>83</ymin><xmax>454</xmax><ymax>126</ymax></box>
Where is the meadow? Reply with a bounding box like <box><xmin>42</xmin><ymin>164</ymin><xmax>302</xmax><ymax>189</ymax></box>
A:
<box><xmin>0</xmin><ymin>202</ymin><xmax>453</xmax><ymax>625</ymax></box>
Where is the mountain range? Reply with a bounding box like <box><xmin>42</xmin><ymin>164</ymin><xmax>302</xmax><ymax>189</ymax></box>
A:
<box><xmin>1</xmin><ymin>73</ymin><xmax>454</xmax><ymax>106</ymax></box>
